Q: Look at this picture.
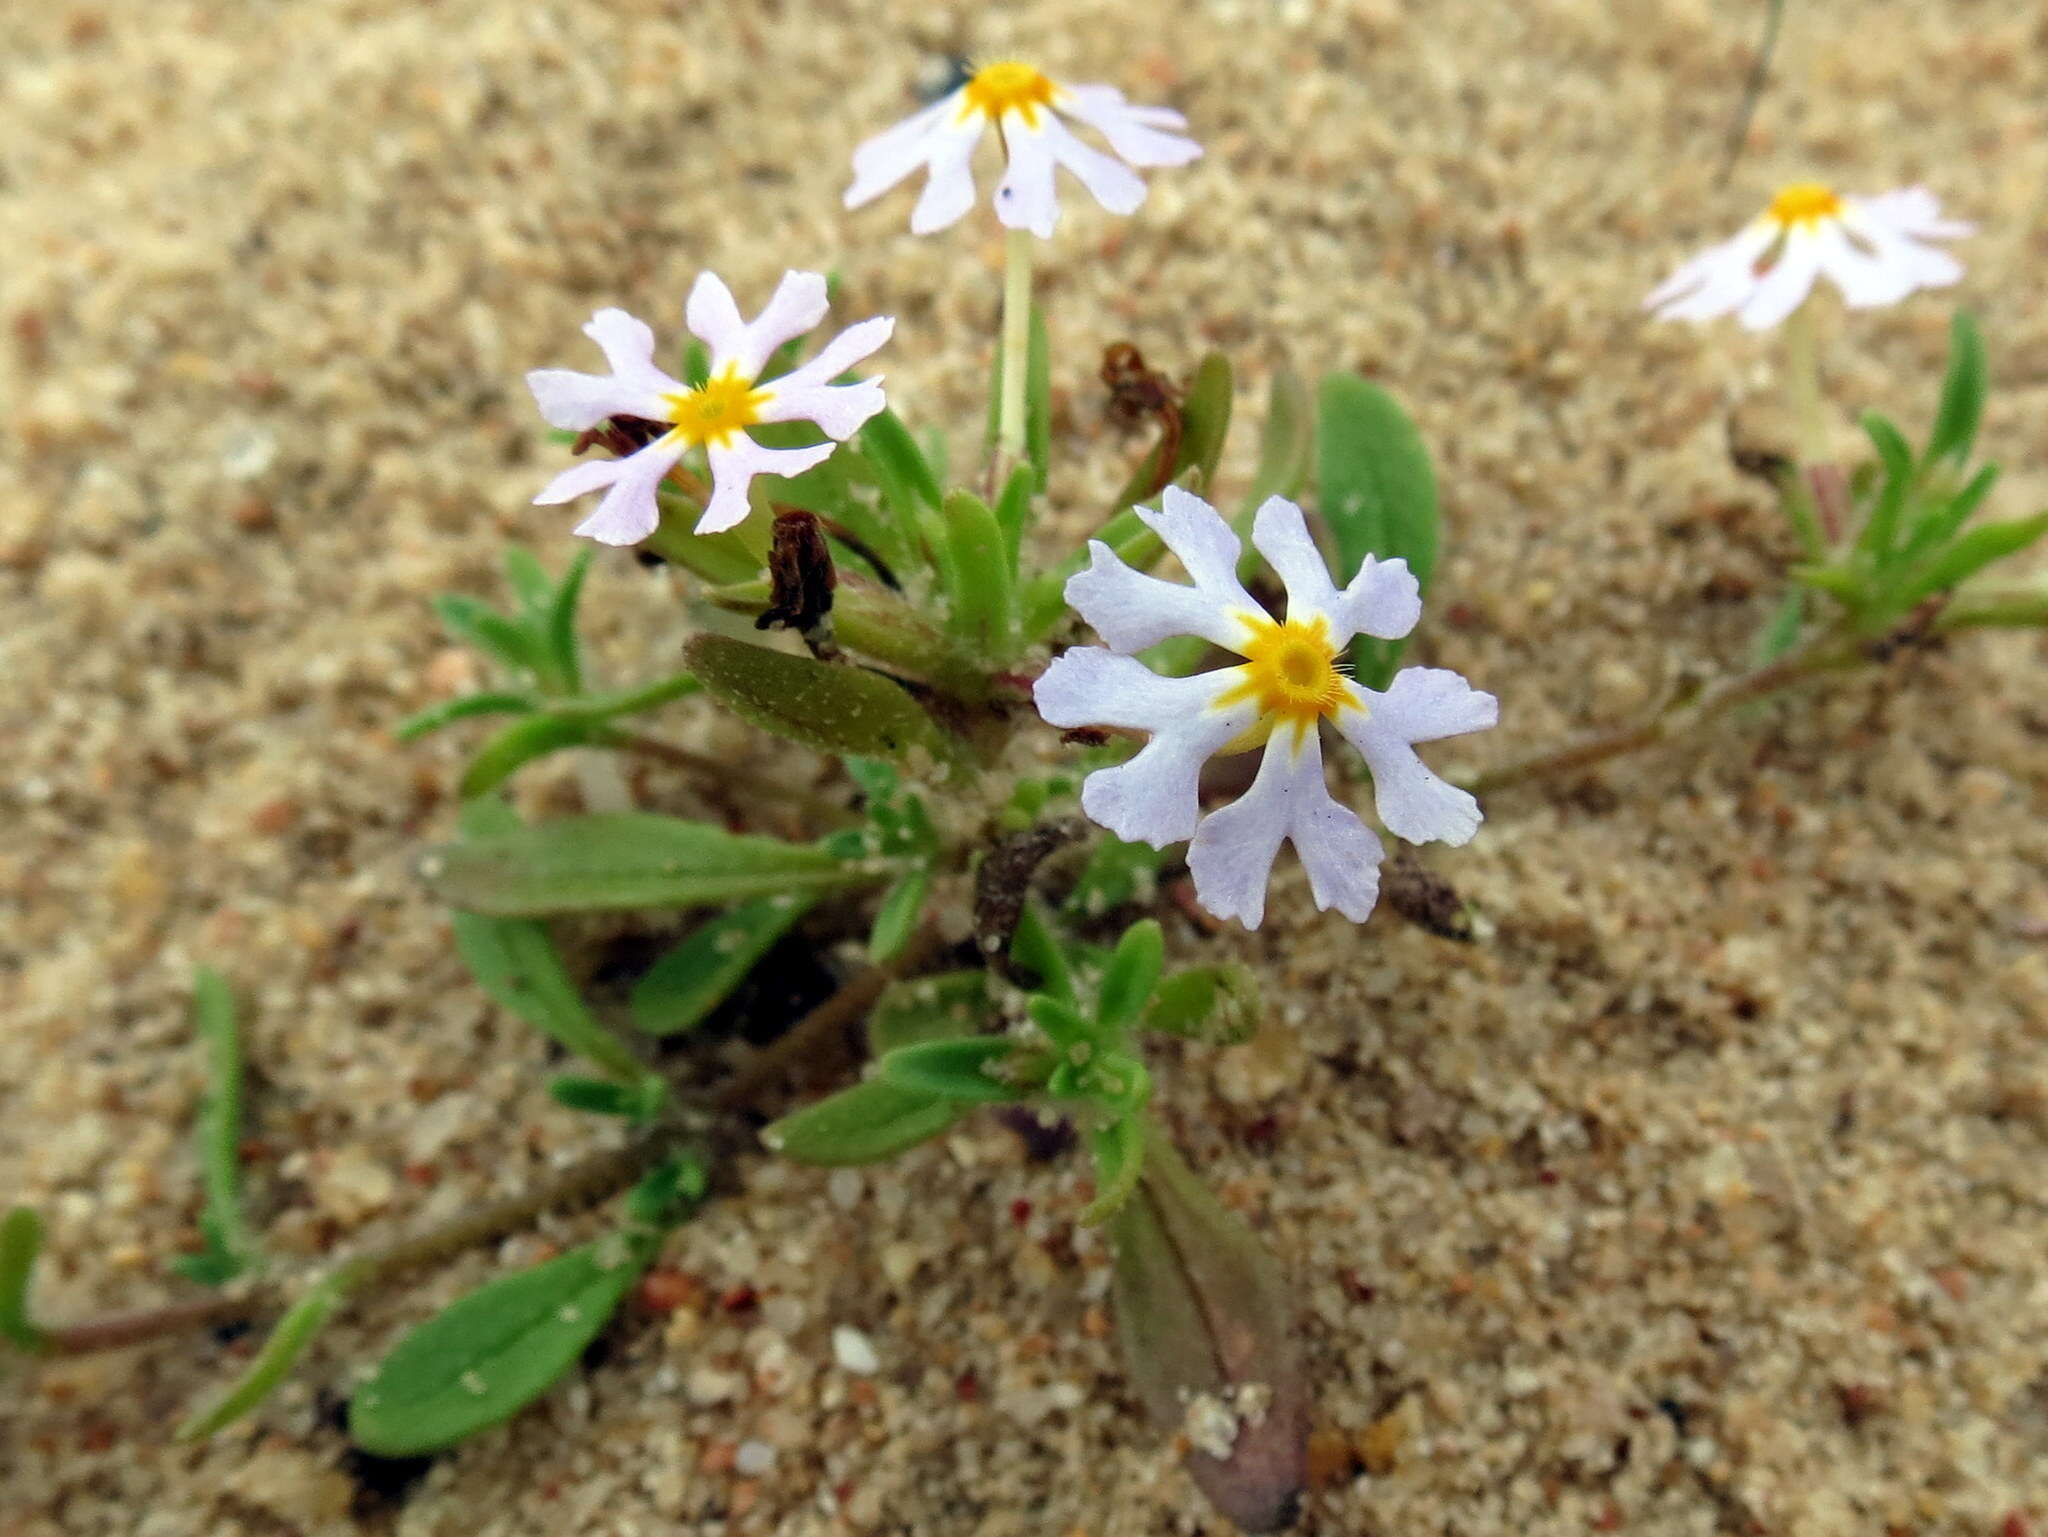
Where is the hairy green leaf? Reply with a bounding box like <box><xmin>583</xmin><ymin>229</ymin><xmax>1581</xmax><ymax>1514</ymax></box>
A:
<box><xmin>395</xmin><ymin>691</ymin><xmax>539</xmax><ymax>742</ymax></box>
<box><xmin>1081</xmin><ymin>1112</ymin><xmax>1147</xmax><ymax>1224</ymax></box>
<box><xmin>879</xmin><ymin>1037</ymin><xmax>1036</xmax><ymax>1104</ymax></box>
<box><xmin>1855</xmin><ymin>411</ymin><xmax>1914</xmax><ymax>564</ymax></box>
<box><xmin>452</xmin><ymin>910</ymin><xmax>650</xmax><ymax>1085</ymax></box>
<box><xmin>0</xmin><ymin>1207</ymin><xmax>45</xmax><ymax>1351</ymax></box>
<box><xmin>1097</xmin><ymin>920</ymin><xmax>1165</xmax><ymax>1033</ymax></box>
<box><xmin>458</xmin><ymin>713</ymin><xmax>613</xmax><ymax>800</ymax></box>
<box><xmin>1318</xmin><ymin>373</ymin><xmax>1440</xmax><ymax>689</ymax></box>
<box><xmin>683</xmin><ymin>634</ymin><xmax>957</xmax><ymax>770</ymax></box>
<box><xmin>630</xmin><ymin>894</ymin><xmax>816</xmax><ymax>1037</ymax></box>
<box><xmin>1925</xmin><ymin>310</ymin><xmax>1987</xmax><ymax>467</ymax></box>
<box><xmin>764</xmin><ymin>1078</ymin><xmax>962</xmax><ymax>1166</ymax></box>
<box><xmin>868</xmin><ymin>869</ymin><xmax>931</xmax><ymax>964</ymax></box>
<box><xmin>171</xmin><ymin>968</ymin><xmax>258</xmax><ymax>1287</ymax></box>
<box><xmin>1897</xmin><ymin>510</ymin><xmax>2048</xmax><ymax>608</ymax></box>
<box><xmin>178</xmin><ymin>1275</ymin><xmax>347</xmax><ymax>1439</ymax></box>
<box><xmin>938</xmin><ymin>490</ymin><xmax>1016</xmax><ymax>661</ymax></box>
<box><xmin>868</xmin><ymin>971</ymin><xmax>993</xmax><ymax>1055</ymax></box>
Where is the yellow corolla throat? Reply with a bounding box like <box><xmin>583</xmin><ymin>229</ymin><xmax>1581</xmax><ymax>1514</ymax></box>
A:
<box><xmin>1215</xmin><ymin>612</ymin><xmax>1359</xmax><ymax>751</ymax></box>
<box><xmin>960</xmin><ymin>61</ymin><xmax>1060</xmax><ymax>129</ymax></box>
<box><xmin>663</xmin><ymin>369</ymin><xmax>771</xmax><ymax>451</ymax></box>
<box><xmin>1765</xmin><ymin>182</ymin><xmax>1843</xmax><ymax>231</ymax></box>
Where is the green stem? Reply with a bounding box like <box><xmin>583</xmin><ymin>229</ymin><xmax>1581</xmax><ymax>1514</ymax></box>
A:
<box><xmin>1783</xmin><ymin>302</ymin><xmax>1830</xmax><ymax>473</ymax></box>
<box><xmin>996</xmin><ymin>228</ymin><xmax>1035</xmax><ymax>468</ymax></box>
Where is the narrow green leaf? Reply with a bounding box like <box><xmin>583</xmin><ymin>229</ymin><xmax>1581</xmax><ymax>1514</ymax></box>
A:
<box><xmin>1065</xmin><ymin>834</ymin><xmax>1165</xmax><ymax>916</ymax></box>
<box><xmin>544</xmin><ymin>548</ymin><xmax>593</xmax><ymax>694</ymax></box>
<box><xmin>502</xmin><ymin>548</ymin><xmax>556</xmax><ymax>617</ymax></box>
<box><xmin>452</xmin><ymin>911</ymin><xmax>648</xmax><ymax>1085</ymax></box>
<box><xmin>547</xmin><ymin>1074</ymin><xmax>665</xmax><ymax>1120</ymax></box>
<box><xmin>1855</xmin><ymin>411</ymin><xmax>1915</xmax><ymax>564</ymax></box>
<box><xmin>938</xmin><ymin>491</ymin><xmax>1016</xmax><ymax>661</ymax></box>
<box><xmin>1754</xmin><ymin>589</ymin><xmax>1806</xmax><ymax>664</ymax></box>
<box><xmin>1</xmin><ymin>1207</ymin><xmax>45</xmax><ymax>1351</ymax></box>
<box><xmin>1897</xmin><ymin>510</ymin><xmax>2048</xmax><ymax>608</ymax></box>
<box><xmin>171</xmin><ymin>968</ymin><xmax>257</xmax><ymax>1287</ymax></box>
<box><xmin>642</xmin><ymin>498</ymin><xmax>765</xmax><ymax>586</ymax></box>
<box><xmin>629</xmin><ymin>894</ymin><xmax>817</xmax><ymax>1037</ymax></box>
<box><xmin>458</xmin><ymin>714</ymin><xmax>611</xmax><ymax>800</ymax></box>
<box><xmin>1317</xmin><ymin>373</ymin><xmax>1440</xmax><ymax>689</ymax></box>
<box><xmin>347</xmin><ymin>1232</ymin><xmax>660</xmax><ymax>1456</ymax></box>
<box><xmin>993</xmin><ymin>461</ymin><xmax>1036</xmax><ymax>576</ymax></box>
<box><xmin>1081</xmin><ymin>1113</ymin><xmax>1148</xmax><ymax>1224</ymax></box>
<box><xmin>1026</xmin><ymin>304</ymin><xmax>1053</xmax><ymax>492</ymax></box>
<box><xmin>868</xmin><ymin>971</ymin><xmax>994</xmax><ymax>1055</ymax></box>
<box><xmin>1097</xmin><ymin>920</ymin><xmax>1165</xmax><ymax>1033</ymax></box>
<box><xmin>420</xmin><ymin>813</ymin><xmax>870</xmax><ymax>916</ymax></box>
<box><xmin>1027</xmin><ymin>995</ymin><xmax>1094</xmax><ymax>1051</ymax></box>
<box><xmin>1143</xmin><ymin>965</ymin><xmax>1260</xmax><ymax>1045</ymax></box>
<box><xmin>1899</xmin><ymin>463</ymin><xmax>2002</xmax><ymax>566</ymax></box>
<box><xmin>764</xmin><ymin>1078</ymin><xmax>962</xmax><ymax>1166</ymax></box>
<box><xmin>879</xmin><ymin>1037</ymin><xmax>1035</xmax><ymax>1104</ymax></box>
<box><xmin>1243</xmin><ymin>367</ymin><xmax>1315</xmax><ymax>512</ymax></box>
<box><xmin>433</xmin><ymin>595</ymin><xmax>545</xmax><ymax>677</ymax></box>
<box><xmin>560</xmin><ymin>672</ymin><xmax>701</xmax><ymax>724</ymax></box>
<box><xmin>705</xmin><ymin>576</ymin><xmax>992</xmax><ymax>703</ymax></box>
<box><xmin>1925</xmin><ymin>310</ymin><xmax>1986</xmax><ymax>467</ymax></box>
<box><xmin>178</xmin><ymin>1275</ymin><xmax>347</xmax><ymax>1439</ymax></box>
<box><xmin>1009</xmin><ymin>902</ymin><xmax>1077</xmax><ymax>1004</ymax></box>
<box><xmin>395</xmin><ymin>691</ymin><xmax>538</xmax><ymax>742</ymax></box>
<box><xmin>683</xmin><ymin>634</ymin><xmax>958</xmax><ymax>771</ymax></box>
<box><xmin>860</xmin><ymin>408</ymin><xmax>944</xmax><ymax>561</ymax></box>
<box><xmin>868</xmin><ymin>869</ymin><xmax>931</xmax><ymax>964</ymax></box>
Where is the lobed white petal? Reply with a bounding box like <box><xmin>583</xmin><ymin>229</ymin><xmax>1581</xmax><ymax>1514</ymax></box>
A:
<box><xmin>1338</xmin><ymin>666</ymin><xmax>1497</xmax><ymax>845</ymax></box>
<box><xmin>533</xmin><ymin>454</ymin><xmax>628</xmax><ymax>507</ymax></box>
<box><xmin>1065</xmin><ymin>488</ymin><xmax>1262</xmax><ymax>653</ymax></box>
<box><xmin>1853</xmin><ymin>186</ymin><xmax>1973</xmax><ymax>241</ymax></box>
<box><xmin>698</xmin><ymin>435</ymin><xmax>836</xmax><ymax>534</ymax></box>
<box><xmin>1336</xmin><ymin>556</ymin><xmax>1423</xmax><ymax>642</ymax></box>
<box><xmin>994</xmin><ymin>116</ymin><xmax>1061</xmax><ymax>239</ymax></box>
<box><xmin>727</xmin><ymin>271</ymin><xmax>832</xmax><ymax>381</ymax></box>
<box><xmin>581</xmin><ymin>307</ymin><xmax>682</xmax><ymax>396</ymax></box>
<box><xmin>684</xmin><ymin>272</ymin><xmax>749</xmax><ymax>369</ymax></box>
<box><xmin>768</xmin><ymin>315</ymin><xmax>894</xmax><ymax>392</ymax></box>
<box><xmin>1250</xmin><ymin>495</ymin><xmax>1342</xmax><ymax>624</ymax></box>
<box><xmin>1186</xmin><ymin>727</ymin><xmax>1383</xmax><ymax>929</ymax></box>
<box><xmin>1057</xmin><ymin>84</ymin><xmax>1203</xmax><ymax>167</ymax></box>
<box><xmin>909</xmin><ymin>120</ymin><xmax>985</xmax><ymax>234</ymax></box>
<box><xmin>756</xmin><ymin>377</ymin><xmax>888</xmax><ymax>441</ymax></box>
<box><xmin>525</xmin><ymin>368</ymin><xmax>670</xmax><ymax>432</ymax></box>
<box><xmin>1643</xmin><ymin>222</ymin><xmax>1776</xmax><ymax>323</ymax></box>
<box><xmin>845</xmin><ymin>94</ymin><xmax>960</xmax><ymax>209</ymax></box>
<box><xmin>1036</xmin><ymin>649</ymin><xmax>1260</xmax><ymax>847</ymax></box>
<box><xmin>1735</xmin><ymin>228</ymin><xmax>1825</xmax><ymax>331</ymax></box>
<box><xmin>1811</xmin><ymin>220</ymin><xmax>1915</xmax><ymax>309</ymax></box>
<box><xmin>1041</xmin><ymin>114</ymin><xmax>1147</xmax><ymax>216</ymax></box>
<box><xmin>554</xmin><ymin>440</ymin><xmax>682</xmax><ymax>547</ymax></box>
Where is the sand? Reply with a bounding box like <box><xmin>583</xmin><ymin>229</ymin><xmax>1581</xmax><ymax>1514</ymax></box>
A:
<box><xmin>4</xmin><ymin>0</ymin><xmax>2046</xmax><ymax>1532</ymax></box>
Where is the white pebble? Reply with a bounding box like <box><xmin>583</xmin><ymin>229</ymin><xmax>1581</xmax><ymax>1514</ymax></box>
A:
<box><xmin>734</xmin><ymin>1439</ymin><xmax>776</xmax><ymax>1476</ymax></box>
<box><xmin>832</xmin><ymin>1324</ymin><xmax>880</xmax><ymax>1375</ymax></box>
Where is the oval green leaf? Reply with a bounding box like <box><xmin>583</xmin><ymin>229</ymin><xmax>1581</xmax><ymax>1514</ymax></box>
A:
<box><xmin>630</xmin><ymin>894</ymin><xmax>817</xmax><ymax>1037</ymax></box>
<box><xmin>683</xmin><ymin>634</ymin><xmax>958</xmax><ymax>771</ymax></box>
<box><xmin>763</xmin><ymin>1078</ymin><xmax>963</xmax><ymax>1166</ymax></box>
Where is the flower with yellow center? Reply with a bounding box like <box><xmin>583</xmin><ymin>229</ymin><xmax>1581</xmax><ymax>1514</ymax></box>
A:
<box><xmin>844</xmin><ymin>60</ymin><xmax>1202</xmax><ymax>239</ymax></box>
<box><xmin>528</xmin><ymin>271</ymin><xmax>894</xmax><ymax>543</ymax></box>
<box><xmin>1646</xmin><ymin>182</ymin><xmax>1970</xmax><ymax>331</ymax></box>
<box><xmin>1034</xmin><ymin>488</ymin><xmax>1497</xmax><ymax>930</ymax></box>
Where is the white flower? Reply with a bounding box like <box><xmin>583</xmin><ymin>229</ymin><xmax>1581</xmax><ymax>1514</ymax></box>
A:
<box><xmin>844</xmin><ymin>62</ymin><xmax>1201</xmax><ymax>239</ymax></box>
<box><xmin>1645</xmin><ymin>183</ymin><xmax>1971</xmax><ymax>331</ymax></box>
<box><xmin>1034</xmin><ymin>488</ymin><xmax>1497</xmax><ymax>930</ymax></box>
<box><xmin>527</xmin><ymin>272</ymin><xmax>893</xmax><ymax>543</ymax></box>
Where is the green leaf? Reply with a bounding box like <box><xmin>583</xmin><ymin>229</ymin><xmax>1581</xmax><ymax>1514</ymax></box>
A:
<box><xmin>1026</xmin><ymin>304</ymin><xmax>1053</xmax><ymax>492</ymax></box>
<box><xmin>1754</xmin><ymin>588</ymin><xmax>1806</xmax><ymax>664</ymax></box>
<box><xmin>544</xmin><ymin>548</ymin><xmax>593</xmax><ymax>693</ymax></box>
<box><xmin>559</xmin><ymin>672</ymin><xmax>702</xmax><ymax>724</ymax></box>
<box><xmin>992</xmin><ymin>461</ymin><xmax>1036</xmax><ymax>577</ymax></box>
<box><xmin>178</xmin><ymin>1275</ymin><xmax>347</xmax><ymax>1439</ymax></box>
<box><xmin>547</xmin><ymin>1074</ymin><xmax>666</xmax><ymax>1120</ymax></box>
<box><xmin>1026</xmin><ymin>995</ymin><xmax>1094</xmax><ymax>1051</ymax></box>
<box><xmin>347</xmin><ymin>1230</ymin><xmax>661</xmax><ymax>1456</ymax></box>
<box><xmin>1143</xmin><ymin>965</ymin><xmax>1260</xmax><ymax>1044</ymax></box>
<box><xmin>1898</xmin><ymin>463</ymin><xmax>2002</xmax><ymax>566</ymax></box>
<box><xmin>867</xmin><ymin>868</ymin><xmax>931</xmax><ymax>964</ymax></box>
<box><xmin>629</xmin><ymin>894</ymin><xmax>817</xmax><ymax>1037</ymax></box>
<box><xmin>878</xmin><ymin>1037</ymin><xmax>1036</xmax><ymax>1104</ymax></box>
<box><xmin>434</xmin><ymin>595</ymin><xmax>545</xmax><ymax>678</ymax></box>
<box><xmin>1</xmin><ymin>1207</ymin><xmax>45</xmax><ymax>1351</ymax></box>
<box><xmin>1243</xmin><ymin>367</ymin><xmax>1315</xmax><ymax>513</ymax></box>
<box><xmin>1065</xmin><ymin>834</ymin><xmax>1165</xmax><ymax>917</ymax></box>
<box><xmin>502</xmin><ymin>547</ymin><xmax>556</xmax><ymax>617</ymax></box>
<box><xmin>868</xmin><ymin>971</ymin><xmax>994</xmax><ymax>1055</ymax></box>
<box><xmin>1109</xmin><ymin>352</ymin><xmax>1234</xmax><ymax>516</ymax></box>
<box><xmin>1097</xmin><ymin>919</ymin><xmax>1165</xmax><ymax>1033</ymax></box>
<box><xmin>860</xmin><ymin>408</ymin><xmax>944</xmax><ymax>558</ymax></box>
<box><xmin>683</xmin><ymin>634</ymin><xmax>958</xmax><ymax>771</ymax></box>
<box><xmin>458</xmin><ymin>715</ymin><xmax>611</xmax><ymax>800</ymax></box>
<box><xmin>643</xmin><ymin>499</ymin><xmax>766</xmax><ymax>586</ymax></box>
<box><xmin>1855</xmin><ymin>411</ymin><xmax>1915</xmax><ymax>564</ymax></box>
<box><xmin>705</xmin><ymin>576</ymin><xmax>992</xmax><ymax>703</ymax></box>
<box><xmin>452</xmin><ymin>910</ymin><xmax>650</xmax><ymax>1086</ymax></box>
<box><xmin>395</xmin><ymin>691</ymin><xmax>539</xmax><ymax>742</ymax></box>
<box><xmin>421</xmin><ymin>813</ymin><xmax>870</xmax><ymax>916</ymax></box>
<box><xmin>764</xmin><ymin>1078</ymin><xmax>962</xmax><ymax>1166</ymax></box>
<box><xmin>1925</xmin><ymin>310</ymin><xmax>1986</xmax><ymax>467</ymax></box>
<box><xmin>1081</xmin><ymin>1113</ymin><xmax>1147</xmax><ymax>1224</ymax></box>
<box><xmin>938</xmin><ymin>490</ymin><xmax>1016</xmax><ymax>661</ymax></box>
<box><xmin>1896</xmin><ymin>510</ymin><xmax>2048</xmax><ymax>609</ymax></box>
<box><xmin>1317</xmin><ymin>372</ymin><xmax>1440</xmax><ymax>689</ymax></box>
<box><xmin>170</xmin><ymin>968</ymin><xmax>258</xmax><ymax>1287</ymax></box>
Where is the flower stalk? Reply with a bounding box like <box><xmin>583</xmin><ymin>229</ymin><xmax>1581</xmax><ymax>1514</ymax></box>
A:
<box><xmin>996</xmin><ymin>227</ymin><xmax>1035</xmax><ymax>469</ymax></box>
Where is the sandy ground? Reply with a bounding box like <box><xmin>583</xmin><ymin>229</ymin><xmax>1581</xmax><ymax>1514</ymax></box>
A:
<box><xmin>5</xmin><ymin>0</ymin><xmax>2048</xmax><ymax>1533</ymax></box>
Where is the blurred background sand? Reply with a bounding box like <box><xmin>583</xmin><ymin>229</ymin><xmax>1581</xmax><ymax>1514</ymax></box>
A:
<box><xmin>3</xmin><ymin>1</ymin><xmax>2046</xmax><ymax>1532</ymax></box>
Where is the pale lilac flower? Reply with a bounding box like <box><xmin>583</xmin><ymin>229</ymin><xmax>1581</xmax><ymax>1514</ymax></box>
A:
<box><xmin>527</xmin><ymin>272</ymin><xmax>893</xmax><ymax>543</ymax></box>
<box><xmin>1645</xmin><ymin>183</ymin><xmax>1970</xmax><ymax>331</ymax></box>
<box><xmin>844</xmin><ymin>62</ymin><xmax>1201</xmax><ymax>239</ymax></box>
<box><xmin>1034</xmin><ymin>488</ymin><xmax>1496</xmax><ymax>930</ymax></box>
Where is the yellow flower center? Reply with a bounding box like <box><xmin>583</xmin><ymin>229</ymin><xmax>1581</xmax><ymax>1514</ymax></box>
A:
<box><xmin>1217</xmin><ymin>613</ymin><xmax>1356</xmax><ymax>747</ymax></box>
<box><xmin>1766</xmin><ymin>182</ymin><xmax>1843</xmax><ymax>229</ymax></box>
<box><xmin>663</xmin><ymin>368</ymin><xmax>770</xmax><ymax>451</ymax></box>
<box><xmin>961</xmin><ymin>61</ymin><xmax>1059</xmax><ymax>127</ymax></box>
